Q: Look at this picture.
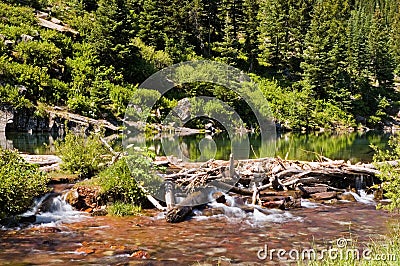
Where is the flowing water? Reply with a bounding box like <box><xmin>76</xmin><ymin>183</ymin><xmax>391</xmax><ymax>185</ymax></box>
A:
<box><xmin>0</xmin><ymin>191</ymin><xmax>399</xmax><ymax>265</ymax></box>
<box><xmin>0</xmin><ymin>130</ymin><xmax>398</xmax><ymax>264</ymax></box>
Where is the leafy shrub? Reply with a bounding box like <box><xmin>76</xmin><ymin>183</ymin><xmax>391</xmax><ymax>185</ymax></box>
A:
<box><xmin>372</xmin><ymin>135</ymin><xmax>400</xmax><ymax>212</ymax></box>
<box><xmin>55</xmin><ymin>132</ymin><xmax>110</xmax><ymax>178</ymax></box>
<box><xmin>368</xmin><ymin>97</ymin><xmax>390</xmax><ymax>128</ymax></box>
<box><xmin>109</xmin><ymin>84</ymin><xmax>135</xmax><ymax>116</ymax></box>
<box><xmin>67</xmin><ymin>94</ymin><xmax>98</xmax><ymax>118</ymax></box>
<box><xmin>126</xmin><ymin>88</ymin><xmax>161</xmax><ymax>123</ymax></box>
<box><xmin>313</xmin><ymin>101</ymin><xmax>355</xmax><ymax>129</ymax></box>
<box><xmin>0</xmin><ymin>84</ymin><xmax>32</xmax><ymax>108</ymax></box>
<box><xmin>0</xmin><ymin>56</ymin><xmax>56</xmax><ymax>104</ymax></box>
<box><xmin>0</xmin><ymin>148</ymin><xmax>49</xmax><ymax>219</ymax></box>
<box><xmin>107</xmin><ymin>201</ymin><xmax>142</xmax><ymax>217</ymax></box>
<box><xmin>14</xmin><ymin>40</ymin><xmax>62</xmax><ymax>67</ymax></box>
<box><xmin>131</xmin><ymin>37</ymin><xmax>173</xmax><ymax>69</ymax></box>
<box><xmin>96</xmin><ymin>156</ymin><xmax>149</xmax><ymax>204</ymax></box>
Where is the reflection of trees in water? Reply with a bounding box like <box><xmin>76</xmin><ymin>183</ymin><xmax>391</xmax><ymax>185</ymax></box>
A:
<box><xmin>125</xmin><ymin>131</ymin><xmax>390</xmax><ymax>163</ymax></box>
<box><xmin>275</xmin><ymin>132</ymin><xmax>390</xmax><ymax>163</ymax></box>
<box><xmin>4</xmin><ymin>132</ymin><xmax>55</xmax><ymax>154</ymax></box>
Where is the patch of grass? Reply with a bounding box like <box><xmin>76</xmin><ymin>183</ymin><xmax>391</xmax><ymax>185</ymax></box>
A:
<box><xmin>107</xmin><ymin>202</ymin><xmax>142</xmax><ymax>217</ymax></box>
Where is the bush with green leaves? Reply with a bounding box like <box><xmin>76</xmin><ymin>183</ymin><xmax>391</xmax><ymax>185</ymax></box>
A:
<box><xmin>96</xmin><ymin>156</ymin><xmax>154</xmax><ymax>205</ymax></box>
<box><xmin>372</xmin><ymin>135</ymin><xmax>400</xmax><ymax>212</ymax></box>
<box><xmin>55</xmin><ymin>131</ymin><xmax>111</xmax><ymax>178</ymax></box>
<box><xmin>14</xmin><ymin>40</ymin><xmax>62</xmax><ymax>67</ymax></box>
<box><xmin>0</xmin><ymin>148</ymin><xmax>49</xmax><ymax>219</ymax></box>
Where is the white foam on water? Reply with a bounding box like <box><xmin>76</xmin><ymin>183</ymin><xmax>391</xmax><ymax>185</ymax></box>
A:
<box><xmin>209</xmin><ymin>201</ymin><xmax>248</xmax><ymax>219</ymax></box>
<box><xmin>347</xmin><ymin>190</ymin><xmax>375</xmax><ymax>205</ymax></box>
<box><xmin>301</xmin><ymin>199</ymin><xmax>322</xmax><ymax>208</ymax></box>
<box><xmin>191</xmin><ymin>193</ymin><xmax>302</xmax><ymax>225</ymax></box>
<box><xmin>252</xmin><ymin>208</ymin><xmax>291</xmax><ymax>222</ymax></box>
<box><xmin>23</xmin><ymin>194</ymin><xmax>88</xmax><ymax>227</ymax></box>
<box><xmin>247</xmin><ymin>208</ymin><xmax>303</xmax><ymax>227</ymax></box>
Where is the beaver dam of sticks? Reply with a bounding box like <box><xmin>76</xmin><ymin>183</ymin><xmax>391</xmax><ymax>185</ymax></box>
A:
<box><xmin>152</xmin><ymin>155</ymin><xmax>388</xmax><ymax>223</ymax></box>
<box><xmin>64</xmin><ymin>155</ymin><xmax>391</xmax><ymax>223</ymax></box>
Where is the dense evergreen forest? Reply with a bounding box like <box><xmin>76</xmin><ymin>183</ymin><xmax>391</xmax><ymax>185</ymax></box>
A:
<box><xmin>1</xmin><ymin>0</ymin><xmax>399</xmax><ymax>131</ymax></box>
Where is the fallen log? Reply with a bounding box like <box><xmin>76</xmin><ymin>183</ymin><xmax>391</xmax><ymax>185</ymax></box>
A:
<box><xmin>165</xmin><ymin>190</ymin><xmax>208</xmax><ymax>223</ymax></box>
<box><xmin>48</xmin><ymin>109</ymin><xmax>120</xmax><ymax>132</ymax></box>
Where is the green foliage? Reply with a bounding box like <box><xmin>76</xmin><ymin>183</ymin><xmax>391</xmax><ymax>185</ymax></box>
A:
<box><xmin>0</xmin><ymin>148</ymin><xmax>49</xmax><ymax>219</ymax></box>
<box><xmin>313</xmin><ymin>101</ymin><xmax>355</xmax><ymax>129</ymax></box>
<box><xmin>0</xmin><ymin>0</ymin><xmax>399</xmax><ymax>130</ymax></box>
<box><xmin>109</xmin><ymin>84</ymin><xmax>136</xmax><ymax>116</ymax></box>
<box><xmin>0</xmin><ymin>84</ymin><xmax>31</xmax><ymax>108</ymax></box>
<box><xmin>372</xmin><ymin>135</ymin><xmax>400</xmax><ymax>212</ymax></box>
<box><xmin>55</xmin><ymin>132</ymin><xmax>111</xmax><ymax>178</ymax></box>
<box><xmin>14</xmin><ymin>41</ymin><xmax>62</xmax><ymax>67</ymax></box>
<box><xmin>67</xmin><ymin>94</ymin><xmax>98</xmax><ymax>118</ymax></box>
<box><xmin>107</xmin><ymin>201</ymin><xmax>142</xmax><ymax>216</ymax></box>
<box><xmin>131</xmin><ymin>37</ymin><xmax>173</xmax><ymax>69</ymax></box>
<box><xmin>126</xmin><ymin>88</ymin><xmax>162</xmax><ymax>122</ymax></box>
<box><xmin>368</xmin><ymin>96</ymin><xmax>390</xmax><ymax>127</ymax></box>
<box><xmin>97</xmin><ymin>156</ymin><xmax>153</xmax><ymax>204</ymax></box>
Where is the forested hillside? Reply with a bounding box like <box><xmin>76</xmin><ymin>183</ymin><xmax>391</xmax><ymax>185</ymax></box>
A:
<box><xmin>1</xmin><ymin>0</ymin><xmax>399</xmax><ymax>130</ymax></box>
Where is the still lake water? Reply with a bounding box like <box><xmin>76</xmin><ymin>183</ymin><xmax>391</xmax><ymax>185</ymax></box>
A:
<box><xmin>4</xmin><ymin>130</ymin><xmax>391</xmax><ymax>163</ymax></box>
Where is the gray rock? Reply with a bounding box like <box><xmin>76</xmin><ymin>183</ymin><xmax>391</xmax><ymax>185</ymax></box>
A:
<box><xmin>20</xmin><ymin>34</ymin><xmax>34</xmax><ymax>42</ymax></box>
<box><xmin>311</xmin><ymin>192</ymin><xmax>337</xmax><ymax>200</ymax></box>
<box><xmin>4</xmin><ymin>40</ymin><xmax>15</xmax><ymax>47</ymax></box>
<box><xmin>298</xmin><ymin>185</ymin><xmax>328</xmax><ymax>196</ymax></box>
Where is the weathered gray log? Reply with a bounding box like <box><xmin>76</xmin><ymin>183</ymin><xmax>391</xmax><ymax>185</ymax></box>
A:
<box><xmin>48</xmin><ymin>109</ymin><xmax>120</xmax><ymax>132</ymax></box>
<box><xmin>164</xmin><ymin>179</ymin><xmax>175</xmax><ymax>210</ymax></box>
<box><xmin>165</xmin><ymin>205</ymin><xmax>192</xmax><ymax>223</ymax></box>
<box><xmin>165</xmin><ymin>188</ymin><xmax>217</xmax><ymax>222</ymax></box>
<box><xmin>138</xmin><ymin>185</ymin><xmax>166</xmax><ymax>211</ymax></box>
<box><xmin>166</xmin><ymin>190</ymin><xmax>203</xmax><ymax>222</ymax></box>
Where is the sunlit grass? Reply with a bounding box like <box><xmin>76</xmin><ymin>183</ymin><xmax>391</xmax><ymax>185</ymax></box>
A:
<box><xmin>107</xmin><ymin>202</ymin><xmax>142</xmax><ymax>217</ymax></box>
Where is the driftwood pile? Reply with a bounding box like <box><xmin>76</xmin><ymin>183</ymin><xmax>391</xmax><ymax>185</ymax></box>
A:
<box><xmin>161</xmin><ymin>155</ymin><xmax>387</xmax><ymax>222</ymax></box>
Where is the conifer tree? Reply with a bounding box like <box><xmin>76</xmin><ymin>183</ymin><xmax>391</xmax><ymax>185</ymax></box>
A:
<box><xmin>390</xmin><ymin>2</ymin><xmax>400</xmax><ymax>74</ymax></box>
<box><xmin>213</xmin><ymin>0</ymin><xmax>244</xmax><ymax>65</ymax></box>
<box><xmin>367</xmin><ymin>5</ymin><xmax>394</xmax><ymax>89</ymax></box>
<box><xmin>301</xmin><ymin>0</ymin><xmax>352</xmax><ymax>109</ymax></box>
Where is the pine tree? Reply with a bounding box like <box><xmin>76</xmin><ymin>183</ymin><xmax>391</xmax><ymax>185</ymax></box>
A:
<box><xmin>301</xmin><ymin>0</ymin><xmax>352</xmax><ymax>109</ymax></box>
<box><xmin>348</xmin><ymin>3</ymin><xmax>371</xmax><ymax>84</ymax></box>
<box><xmin>390</xmin><ymin>2</ymin><xmax>400</xmax><ymax>74</ymax></box>
<box><xmin>213</xmin><ymin>0</ymin><xmax>244</xmax><ymax>66</ymax></box>
<box><xmin>91</xmin><ymin>0</ymin><xmax>135</xmax><ymax>66</ymax></box>
<box><xmin>241</xmin><ymin>0</ymin><xmax>260</xmax><ymax>71</ymax></box>
<box><xmin>137</xmin><ymin>0</ymin><xmax>166</xmax><ymax>49</ymax></box>
<box><xmin>257</xmin><ymin>0</ymin><xmax>314</xmax><ymax>77</ymax></box>
<box><xmin>367</xmin><ymin>5</ymin><xmax>394</xmax><ymax>89</ymax></box>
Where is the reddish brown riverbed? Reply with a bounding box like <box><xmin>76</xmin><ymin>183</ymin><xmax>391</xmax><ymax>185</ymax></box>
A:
<box><xmin>0</xmin><ymin>202</ymin><xmax>398</xmax><ymax>265</ymax></box>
